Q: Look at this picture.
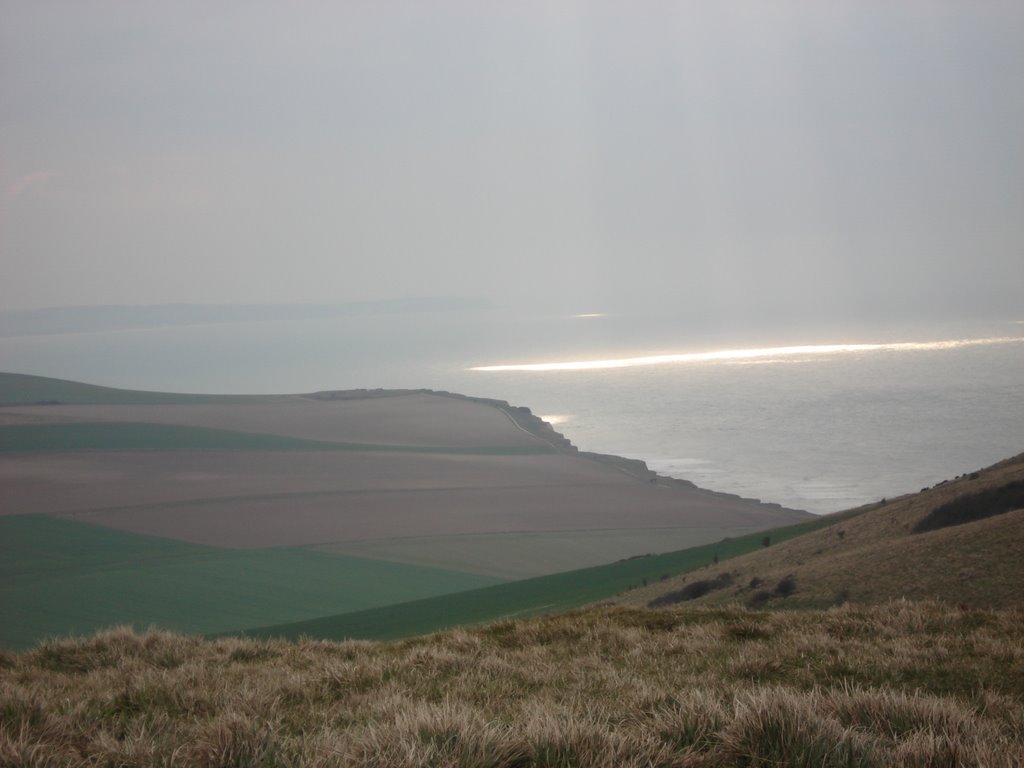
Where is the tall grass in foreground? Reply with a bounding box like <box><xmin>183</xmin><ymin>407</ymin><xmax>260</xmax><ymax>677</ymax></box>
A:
<box><xmin>2</xmin><ymin>601</ymin><xmax>1022</xmax><ymax>766</ymax></box>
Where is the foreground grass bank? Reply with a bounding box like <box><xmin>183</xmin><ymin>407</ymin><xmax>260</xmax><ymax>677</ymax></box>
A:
<box><xmin>3</xmin><ymin>601</ymin><xmax>1022</xmax><ymax>766</ymax></box>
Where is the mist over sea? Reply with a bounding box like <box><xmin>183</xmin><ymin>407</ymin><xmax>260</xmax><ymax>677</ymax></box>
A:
<box><xmin>3</xmin><ymin>307</ymin><xmax>1022</xmax><ymax>514</ymax></box>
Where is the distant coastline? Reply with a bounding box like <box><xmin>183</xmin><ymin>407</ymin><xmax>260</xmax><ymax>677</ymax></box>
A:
<box><xmin>3</xmin><ymin>312</ymin><xmax>1021</xmax><ymax>515</ymax></box>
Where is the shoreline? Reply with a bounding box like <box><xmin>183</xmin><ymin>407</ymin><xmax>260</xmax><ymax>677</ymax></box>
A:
<box><xmin>314</xmin><ymin>386</ymin><xmax>812</xmax><ymax>519</ymax></box>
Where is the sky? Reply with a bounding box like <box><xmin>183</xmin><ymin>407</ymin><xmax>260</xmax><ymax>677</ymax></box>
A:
<box><xmin>2</xmin><ymin>1</ymin><xmax>1022</xmax><ymax>325</ymax></box>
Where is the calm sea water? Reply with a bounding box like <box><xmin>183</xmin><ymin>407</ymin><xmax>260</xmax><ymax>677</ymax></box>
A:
<box><xmin>3</xmin><ymin>310</ymin><xmax>1022</xmax><ymax>514</ymax></box>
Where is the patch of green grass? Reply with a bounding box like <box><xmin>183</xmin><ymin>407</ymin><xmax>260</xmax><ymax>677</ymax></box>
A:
<box><xmin>0</xmin><ymin>514</ymin><xmax>205</xmax><ymax>583</ymax></box>
<box><xmin>0</xmin><ymin>372</ymin><xmax>263</xmax><ymax>405</ymax></box>
<box><xmin>0</xmin><ymin>516</ymin><xmax>505</xmax><ymax>651</ymax></box>
<box><xmin>0</xmin><ymin>422</ymin><xmax>552</xmax><ymax>454</ymax></box>
<box><xmin>231</xmin><ymin>515</ymin><xmax>841</xmax><ymax>642</ymax></box>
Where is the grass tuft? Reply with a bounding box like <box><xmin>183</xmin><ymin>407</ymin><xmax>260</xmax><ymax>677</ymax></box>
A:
<box><xmin>2</xmin><ymin>602</ymin><xmax>1022</xmax><ymax>765</ymax></box>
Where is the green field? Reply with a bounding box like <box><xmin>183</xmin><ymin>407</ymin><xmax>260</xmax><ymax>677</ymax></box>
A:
<box><xmin>0</xmin><ymin>372</ymin><xmax>266</xmax><ymax>405</ymax></box>
<box><xmin>0</xmin><ymin>515</ymin><xmax>505</xmax><ymax>651</ymax></box>
<box><xmin>2</xmin><ymin>512</ymin><xmax>847</xmax><ymax>652</ymax></box>
<box><xmin>0</xmin><ymin>422</ymin><xmax>552</xmax><ymax>454</ymax></box>
<box><xmin>232</xmin><ymin>514</ymin><xmax>845</xmax><ymax>642</ymax></box>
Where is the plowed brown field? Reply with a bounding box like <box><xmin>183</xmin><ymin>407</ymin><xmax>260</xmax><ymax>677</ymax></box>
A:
<box><xmin>1</xmin><ymin>392</ymin><xmax>807</xmax><ymax>551</ymax></box>
<box><xmin>0</xmin><ymin>393</ymin><xmax>542</xmax><ymax>448</ymax></box>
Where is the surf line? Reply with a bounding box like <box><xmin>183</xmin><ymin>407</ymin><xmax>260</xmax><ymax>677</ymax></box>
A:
<box><xmin>469</xmin><ymin>336</ymin><xmax>1024</xmax><ymax>373</ymax></box>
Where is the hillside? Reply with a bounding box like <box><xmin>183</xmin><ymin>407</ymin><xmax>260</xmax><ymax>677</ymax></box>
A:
<box><xmin>2</xmin><ymin>602</ymin><xmax>1021</xmax><ymax>766</ymax></box>
<box><xmin>0</xmin><ymin>371</ymin><xmax>267</xmax><ymax>406</ymax></box>
<box><xmin>0</xmin><ymin>372</ymin><xmax>808</xmax><ymax>650</ymax></box>
<box><xmin>617</xmin><ymin>453</ymin><xmax>1024</xmax><ymax>612</ymax></box>
<box><xmin>4</xmin><ymin>374</ymin><xmax>1023</xmax><ymax>764</ymax></box>
<box><xmin>224</xmin><ymin>515</ymin><xmax>837</xmax><ymax>644</ymax></box>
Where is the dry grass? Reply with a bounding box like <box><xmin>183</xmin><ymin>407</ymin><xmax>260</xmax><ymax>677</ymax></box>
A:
<box><xmin>617</xmin><ymin>454</ymin><xmax>1024</xmax><ymax>612</ymax></box>
<box><xmin>3</xmin><ymin>601</ymin><xmax>1022</xmax><ymax>766</ymax></box>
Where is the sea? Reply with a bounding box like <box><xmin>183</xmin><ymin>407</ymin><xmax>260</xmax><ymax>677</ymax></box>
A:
<box><xmin>2</xmin><ymin>307</ymin><xmax>1022</xmax><ymax>515</ymax></box>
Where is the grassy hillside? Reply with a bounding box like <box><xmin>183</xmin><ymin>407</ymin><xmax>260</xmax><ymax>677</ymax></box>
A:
<box><xmin>619</xmin><ymin>453</ymin><xmax>1024</xmax><ymax>612</ymax></box>
<box><xmin>230</xmin><ymin>515</ymin><xmax>841</xmax><ymax>643</ymax></box>
<box><xmin>3</xmin><ymin>602</ymin><xmax>1022</xmax><ymax>765</ymax></box>
<box><xmin>0</xmin><ymin>516</ymin><xmax>503</xmax><ymax>651</ymax></box>
<box><xmin>0</xmin><ymin>372</ymin><xmax>266</xmax><ymax>405</ymax></box>
<box><xmin>1</xmin><ymin>511</ymin><xmax>840</xmax><ymax>652</ymax></box>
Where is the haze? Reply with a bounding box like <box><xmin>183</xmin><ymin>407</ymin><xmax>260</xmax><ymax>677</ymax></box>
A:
<box><xmin>2</xmin><ymin>1</ymin><xmax>1022</xmax><ymax>325</ymax></box>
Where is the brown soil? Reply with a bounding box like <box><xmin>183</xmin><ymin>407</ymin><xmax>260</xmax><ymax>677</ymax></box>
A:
<box><xmin>0</xmin><ymin>393</ymin><xmax>546</xmax><ymax>449</ymax></box>
<box><xmin>1</xmin><ymin>392</ymin><xmax>807</xmax><ymax>549</ymax></box>
<box><xmin>2</xmin><ymin>449</ymin><xmax>801</xmax><ymax>548</ymax></box>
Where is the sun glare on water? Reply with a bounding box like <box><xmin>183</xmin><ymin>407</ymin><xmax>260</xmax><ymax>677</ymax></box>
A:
<box><xmin>538</xmin><ymin>414</ymin><xmax>572</xmax><ymax>425</ymax></box>
<box><xmin>470</xmin><ymin>336</ymin><xmax>1024</xmax><ymax>372</ymax></box>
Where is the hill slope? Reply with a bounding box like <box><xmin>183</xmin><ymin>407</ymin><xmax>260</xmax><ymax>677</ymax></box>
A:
<box><xmin>226</xmin><ymin>515</ymin><xmax>839</xmax><ymax>643</ymax></box>
<box><xmin>1</xmin><ymin>372</ymin><xmax>810</xmax><ymax>649</ymax></box>
<box><xmin>0</xmin><ymin>515</ymin><xmax>503</xmax><ymax>651</ymax></box>
<box><xmin>0</xmin><ymin>371</ymin><xmax>267</xmax><ymax>405</ymax></box>
<box><xmin>618</xmin><ymin>453</ymin><xmax>1024</xmax><ymax>611</ymax></box>
<box><xmin>3</xmin><ymin>602</ymin><xmax>1022</xmax><ymax>765</ymax></box>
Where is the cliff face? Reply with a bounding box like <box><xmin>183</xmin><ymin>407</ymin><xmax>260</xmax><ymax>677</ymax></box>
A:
<box><xmin>469</xmin><ymin>396</ymin><xmax>806</xmax><ymax>517</ymax></box>
<box><xmin>440</xmin><ymin>393</ymin><xmax>579</xmax><ymax>453</ymax></box>
<box><xmin>310</xmin><ymin>387</ymin><xmax>578</xmax><ymax>451</ymax></box>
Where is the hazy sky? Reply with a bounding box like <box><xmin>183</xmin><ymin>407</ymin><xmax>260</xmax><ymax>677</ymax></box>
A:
<box><xmin>2</xmin><ymin>1</ymin><xmax>1022</xmax><ymax>323</ymax></box>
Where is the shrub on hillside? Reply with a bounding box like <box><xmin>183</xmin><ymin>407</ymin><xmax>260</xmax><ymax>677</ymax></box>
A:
<box><xmin>774</xmin><ymin>575</ymin><xmax>797</xmax><ymax>598</ymax></box>
<box><xmin>648</xmin><ymin>572</ymin><xmax>734</xmax><ymax>607</ymax></box>
<box><xmin>912</xmin><ymin>480</ymin><xmax>1024</xmax><ymax>534</ymax></box>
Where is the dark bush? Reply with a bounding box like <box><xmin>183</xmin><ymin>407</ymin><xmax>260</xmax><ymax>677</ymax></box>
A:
<box><xmin>774</xmin><ymin>575</ymin><xmax>797</xmax><ymax>597</ymax></box>
<box><xmin>647</xmin><ymin>572</ymin><xmax>734</xmax><ymax>608</ymax></box>
<box><xmin>912</xmin><ymin>480</ymin><xmax>1024</xmax><ymax>534</ymax></box>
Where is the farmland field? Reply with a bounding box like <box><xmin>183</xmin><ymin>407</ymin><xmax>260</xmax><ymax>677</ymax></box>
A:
<box><xmin>237</xmin><ymin>514</ymin><xmax>840</xmax><ymax>642</ymax></box>
<box><xmin>0</xmin><ymin>394</ymin><xmax>550</xmax><ymax>449</ymax></box>
<box><xmin>1</xmin><ymin>374</ymin><xmax>811</xmax><ymax>650</ymax></box>
<box><xmin>0</xmin><ymin>421</ymin><xmax>551</xmax><ymax>454</ymax></box>
<box><xmin>313</xmin><ymin>527</ymin><xmax>763</xmax><ymax>579</ymax></box>
<box><xmin>2</xmin><ymin>448</ymin><xmax>804</xmax><ymax>548</ymax></box>
<box><xmin>0</xmin><ymin>515</ymin><xmax>503</xmax><ymax>650</ymax></box>
<box><xmin>0</xmin><ymin>371</ymin><xmax>266</xmax><ymax>406</ymax></box>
